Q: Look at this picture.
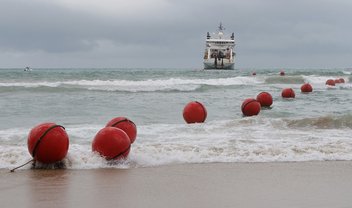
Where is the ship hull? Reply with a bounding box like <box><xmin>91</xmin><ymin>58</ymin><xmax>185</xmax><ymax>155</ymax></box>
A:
<box><xmin>203</xmin><ymin>59</ymin><xmax>235</xmax><ymax>70</ymax></box>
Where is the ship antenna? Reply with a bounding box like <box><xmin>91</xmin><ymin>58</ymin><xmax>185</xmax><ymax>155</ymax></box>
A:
<box><xmin>218</xmin><ymin>22</ymin><xmax>225</xmax><ymax>32</ymax></box>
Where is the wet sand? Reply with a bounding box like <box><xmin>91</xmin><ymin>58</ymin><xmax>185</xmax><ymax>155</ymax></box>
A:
<box><xmin>1</xmin><ymin>161</ymin><xmax>352</xmax><ymax>208</ymax></box>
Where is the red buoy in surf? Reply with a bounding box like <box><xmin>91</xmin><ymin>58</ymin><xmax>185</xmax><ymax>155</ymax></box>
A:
<box><xmin>326</xmin><ymin>79</ymin><xmax>335</xmax><ymax>86</ymax></box>
<box><xmin>280</xmin><ymin>70</ymin><xmax>285</xmax><ymax>76</ymax></box>
<box><xmin>27</xmin><ymin>122</ymin><xmax>69</xmax><ymax>164</ymax></box>
<box><xmin>281</xmin><ymin>88</ymin><xmax>295</xmax><ymax>98</ymax></box>
<box><xmin>256</xmin><ymin>92</ymin><xmax>273</xmax><ymax>107</ymax></box>
<box><xmin>252</xmin><ymin>71</ymin><xmax>256</xmax><ymax>76</ymax></box>
<box><xmin>300</xmin><ymin>83</ymin><xmax>313</xmax><ymax>93</ymax></box>
<box><xmin>334</xmin><ymin>79</ymin><xmax>341</xmax><ymax>84</ymax></box>
<box><xmin>92</xmin><ymin>127</ymin><xmax>131</xmax><ymax>160</ymax></box>
<box><xmin>339</xmin><ymin>78</ymin><xmax>345</xmax><ymax>83</ymax></box>
<box><xmin>241</xmin><ymin>98</ymin><xmax>261</xmax><ymax>116</ymax></box>
<box><xmin>106</xmin><ymin>117</ymin><xmax>137</xmax><ymax>144</ymax></box>
<box><xmin>183</xmin><ymin>101</ymin><xmax>207</xmax><ymax>123</ymax></box>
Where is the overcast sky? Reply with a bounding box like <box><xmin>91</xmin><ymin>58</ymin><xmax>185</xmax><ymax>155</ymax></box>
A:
<box><xmin>1</xmin><ymin>0</ymin><xmax>352</xmax><ymax>68</ymax></box>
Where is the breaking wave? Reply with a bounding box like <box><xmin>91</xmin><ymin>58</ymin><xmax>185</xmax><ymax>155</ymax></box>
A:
<box><xmin>1</xmin><ymin>119</ymin><xmax>352</xmax><ymax>170</ymax></box>
<box><xmin>264</xmin><ymin>75</ymin><xmax>349</xmax><ymax>85</ymax></box>
<box><xmin>265</xmin><ymin>76</ymin><xmax>305</xmax><ymax>84</ymax></box>
<box><xmin>0</xmin><ymin>77</ymin><xmax>263</xmax><ymax>92</ymax></box>
<box><xmin>286</xmin><ymin>114</ymin><xmax>352</xmax><ymax>129</ymax></box>
<box><xmin>302</xmin><ymin>75</ymin><xmax>349</xmax><ymax>84</ymax></box>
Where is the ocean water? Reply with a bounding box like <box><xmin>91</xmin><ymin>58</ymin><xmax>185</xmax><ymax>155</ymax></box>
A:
<box><xmin>1</xmin><ymin>68</ymin><xmax>352</xmax><ymax>170</ymax></box>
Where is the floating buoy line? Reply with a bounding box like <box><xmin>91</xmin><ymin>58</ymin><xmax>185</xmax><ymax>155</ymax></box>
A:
<box><xmin>9</xmin><ymin>71</ymin><xmax>349</xmax><ymax>172</ymax></box>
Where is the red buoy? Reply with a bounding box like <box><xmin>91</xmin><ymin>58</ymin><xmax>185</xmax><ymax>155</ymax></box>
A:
<box><xmin>106</xmin><ymin>117</ymin><xmax>137</xmax><ymax>144</ymax></box>
<box><xmin>339</xmin><ymin>78</ymin><xmax>345</xmax><ymax>83</ymax></box>
<box><xmin>280</xmin><ymin>70</ymin><xmax>285</xmax><ymax>76</ymax></box>
<box><xmin>300</xmin><ymin>83</ymin><xmax>313</xmax><ymax>93</ymax></box>
<box><xmin>183</xmin><ymin>101</ymin><xmax>207</xmax><ymax>123</ymax></box>
<box><xmin>241</xmin><ymin>98</ymin><xmax>261</xmax><ymax>116</ymax></box>
<box><xmin>27</xmin><ymin>122</ymin><xmax>69</xmax><ymax>164</ymax></box>
<box><xmin>281</xmin><ymin>88</ymin><xmax>295</xmax><ymax>98</ymax></box>
<box><xmin>252</xmin><ymin>71</ymin><xmax>256</xmax><ymax>76</ymax></box>
<box><xmin>326</xmin><ymin>79</ymin><xmax>335</xmax><ymax>86</ymax></box>
<box><xmin>256</xmin><ymin>92</ymin><xmax>273</xmax><ymax>107</ymax></box>
<box><xmin>92</xmin><ymin>127</ymin><xmax>131</xmax><ymax>160</ymax></box>
<box><xmin>334</xmin><ymin>79</ymin><xmax>341</xmax><ymax>84</ymax></box>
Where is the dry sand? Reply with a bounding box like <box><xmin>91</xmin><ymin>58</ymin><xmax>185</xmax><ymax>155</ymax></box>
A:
<box><xmin>1</xmin><ymin>161</ymin><xmax>352</xmax><ymax>208</ymax></box>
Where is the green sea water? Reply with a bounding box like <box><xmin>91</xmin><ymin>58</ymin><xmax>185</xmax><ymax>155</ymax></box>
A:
<box><xmin>1</xmin><ymin>68</ymin><xmax>352</xmax><ymax>169</ymax></box>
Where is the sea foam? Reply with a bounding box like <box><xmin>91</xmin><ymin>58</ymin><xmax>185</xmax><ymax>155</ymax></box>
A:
<box><xmin>2</xmin><ymin>118</ymin><xmax>352</xmax><ymax>170</ymax></box>
<box><xmin>0</xmin><ymin>77</ymin><xmax>263</xmax><ymax>92</ymax></box>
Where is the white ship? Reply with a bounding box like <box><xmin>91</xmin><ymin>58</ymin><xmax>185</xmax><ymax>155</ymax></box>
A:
<box><xmin>24</xmin><ymin>66</ymin><xmax>32</xmax><ymax>71</ymax></box>
<box><xmin>203</xmin><ymin>23</ymin><xmax>236</xmax><ymax>70</ymax></box>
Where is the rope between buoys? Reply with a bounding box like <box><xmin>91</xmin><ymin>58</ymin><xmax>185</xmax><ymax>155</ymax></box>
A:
<box><xmin>242</xmin><ymin>100</ymin><xmax>257</xmax><ymax>111</ymax></box>
<box><xmin>111</xmin><ymin>119</ymin><xmax>136</xmax><ymax>128</ymax></box>
<box><xmin>111</xmin><ymin>144</ymin><xmax>131</xmax><ymax>160</ymax></box>
<box><xmin>10</xmin><ymin>159</ymin><xmax>34</xmax><ymax>172</ymax></box>
<box><xmin>195</xmin><ymin>101</ymin><xmax>207</xmax><ymax>122</ymax></box>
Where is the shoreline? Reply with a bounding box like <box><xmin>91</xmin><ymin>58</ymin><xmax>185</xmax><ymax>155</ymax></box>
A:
<box><xmin>1</xmin><ymin>161</ymin><xmax>352</xmax><ymax>208</ymax></box>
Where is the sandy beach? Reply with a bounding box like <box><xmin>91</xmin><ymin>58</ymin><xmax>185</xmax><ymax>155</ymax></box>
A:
<box><xmin>1</xmin><ymin>161</ymin><xmax>352</xmax><ymax>208</ymax></box>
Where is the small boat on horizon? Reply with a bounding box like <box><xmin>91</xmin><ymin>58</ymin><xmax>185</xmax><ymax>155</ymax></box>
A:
<box><xmin>203</xmin><ymin>23</ymin><xmax>236</xmax><ymax>70</ymax></box>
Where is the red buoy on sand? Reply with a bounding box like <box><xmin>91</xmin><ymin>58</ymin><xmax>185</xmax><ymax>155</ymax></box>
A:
<box><xmin>106</xmin><ymin>117</ymin><xmax>137</xmax><ymax>144</ymax></box>
<box><xmin>326</xmin><ymin>79</ymin><xmax>335</xmax><ymax>86</ymax></box>
<box><xmin>241</xmin><ymin>98</ymin><xmax>261</xmax><ymax>116</ymax></box>
<box><xmin>300</xmin><ymin>83</ymin><xmax>313</xmax><ymax>93</ymax></box>
<box><xmin>281</xmin><ymin>88</ymin><xmax>295</xmax><ymax>98</ymax></box>
<box><xmin>92</xmin><ymin>127</ymin><xmax>131</xmax><ymax>160</ymax></box>
<box><xmin>27</xmin><ymin>122</ymin><xmax>69</xmax><ymax>164</ymax></box>
<box><xmin>256</xmin><ymin>92</ymin><xmax>273</xmax><ymax>107</ymax></box>
<box><xmin>339</xmin><ymin>78</ymin><xmax>345</xmax><ymax>83</ymax></box>
<box><xmin>183</xmin><ymin>101</ymin><xmax>207</xmax><ymax>123</ymax></box>
<box><xmin>280</xmin><ymin>70</ymin><xmax>285</xmax><ymax>76</ymax></box>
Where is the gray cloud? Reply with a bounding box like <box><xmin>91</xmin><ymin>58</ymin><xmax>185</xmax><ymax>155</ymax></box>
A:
<box><xmin>0</xmin><ymin>1</ymin><xmax>104</xmax><ymax>52</ymax></box>
<box><xmin>1</xmin><ymin>0</ymin><xmax>352</xmax><ymax>68</ymax></box>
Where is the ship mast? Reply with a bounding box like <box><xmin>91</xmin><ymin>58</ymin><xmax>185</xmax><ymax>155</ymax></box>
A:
<box><xmin>217</xmin><ymin>22</ymin><xmax>225</xmax><ymax>39</ymax></box>
<box><xmin>218</xmin><ymin>22</ymin><xmax>225</xmax><ymax>32</ymax></box>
